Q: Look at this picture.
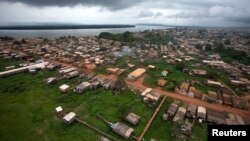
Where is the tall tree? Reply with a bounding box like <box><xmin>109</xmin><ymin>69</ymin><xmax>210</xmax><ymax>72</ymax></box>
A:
<box><xmin>205</xmin><ymin>44</ymin><xmax>212</xmax><ymax>51</ymax></box>
<box><xmin>214</xmin><ymin>42</ymin><xmax>225</xmax><ymax>53</ymax></box>
<box><xmin>195</xmin><ymin>44</ymin><xmax>202</xmax><ymax>50</ymax></box>
<box><xmin>115</xmin><ymin>75</ymin><xmax>127</xmax><ymax>94</ymax></box>
<box><xmin>224</xmin><ymin>39</ymin><xmax>231</xmax><ymax>45</ymax></box>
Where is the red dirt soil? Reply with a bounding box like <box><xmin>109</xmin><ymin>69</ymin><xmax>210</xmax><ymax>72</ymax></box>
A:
<box><xmin>88</xmin><ymin>73</ymin><xmax>250</xmax><ymax>118</ymax></box>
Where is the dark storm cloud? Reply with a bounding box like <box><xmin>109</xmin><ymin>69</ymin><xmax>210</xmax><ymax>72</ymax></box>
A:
<box><xmin>145</xmin><ymin>0</ymin><xmax>217</xmax><ymax>10</ymax></box>
<box><xmin>227</xmin><ymin>16</ymin><xmax>250</xmax><ymax>24</ymax></box>
<box><xmin>0</xmin><ymin>0</ymin><xmax>250</xmax><ymax>26</ymax></box>
<box><xmin>1</xmin><ymin>0</ymin><xmax>143</xmax><ymax>10</ymax></box>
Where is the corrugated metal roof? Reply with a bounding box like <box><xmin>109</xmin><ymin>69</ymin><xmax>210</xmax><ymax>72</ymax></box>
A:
<box><xmin>128</xmin><ymin>68</ymin><xmax>146</xmax><ymax>78</ymax></box>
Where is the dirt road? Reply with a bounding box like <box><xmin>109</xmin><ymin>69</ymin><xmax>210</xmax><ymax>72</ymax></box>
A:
<box><xmin>96</xmin><ymin>74</ymin><xmax>250</xmax><ymax>118</ymax></box>
<box><xmin>125</xmin><ymin>75</ymin><xmax>250</xmax><ymax>118</ymax></box>
<box><xmin>8</xmin><ymin>47</ymin><xmax>249</xmax><ymax>118</ymax></box>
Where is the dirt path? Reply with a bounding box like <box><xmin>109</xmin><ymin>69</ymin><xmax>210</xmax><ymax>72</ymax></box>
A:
<box><xmin>9</xmin><ymin>48</ymin><xmax>250</xmax><ymax>118</ymax></box>
<box><xmin>137</xmin><ymin>96</ymin><xmax>167</xmax><ymax>141</ymax></box>
<box><xmin>32</xmin><ymin>56</ymin><xmax>250</xmax><ymax>118</ymax></box>
<box><xmin>154</xmin><ymin>89</ymin><xmax>250</xmax><ymax>118</ymax></box>
<box><xmin>95</xmin><ymin>74</ymin><xmax>250</xmax><ymax>118</ymax></box>
<box><xmin>125</xmin><ymin>75</ymin><xmax>250</xmax><ymax>118</ymax></box>
<box><xmin>97</xmin><ymin>74</ymin><xmax>117</xmax><ymax>81</ymax></box>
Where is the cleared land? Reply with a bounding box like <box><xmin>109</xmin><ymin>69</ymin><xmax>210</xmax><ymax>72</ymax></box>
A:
<box><xmin>0</xmin><ymin>59</ymin><xmax>207</xmax><ymax>141</ymax></box>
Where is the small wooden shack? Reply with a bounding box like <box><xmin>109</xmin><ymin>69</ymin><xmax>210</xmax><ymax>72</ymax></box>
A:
<box><xmin>59</xmin><ymin>84</ymin><xmax>70</xmax><ymax>92</ymax></box>
<box><xmin>63</xmin><ymin>112</ymin><xmax>76</xmax><ymax>124</ymax></box>
<box><xmin>207</xmin><ymin>91</ymin><xmax>217</xmax><ymax>102</ymax></box>
<box><xmin>207</xmin><ymin>110</ymin><xmax>225</xmax><ymax>125</ymax></box>
<box><xmin>173</xmin><ymin>107</ymin><xmax>186</xmax><ymax>122</ymax></box>
<box><xmin>186</xmin><ymin>104</ymin><xmax>197</xmax><ymax>118</ymax></box>
<box><xmin>74</xmin><ymin>82</ymin><xmax>91</xmax><ymax>93</ymax></box>
<box><xmin>65</xmin><ymin>70</ymin><xmax>79</xmax><ymax>79</ymax></box>
<box><xmin>111</xmin><ymin>122</ymin><xmax>134</xmax><ymax>139</ymax></box>
<box><xmin>124</xmin><ymin>112</ymin><xmax>141</xmax><ymax>125</ymax></box>
<box><xmin>197</xmin><ymin>106</ymin><xmax>206</xmax><ymax>122</ymax></box>
<box><xmin>45</xmin><ymin>77</ymin><xmax>57</xmax><ymax>85</ymax></box>
<box><xmin>167</xmin><ymin>103</ymin><xmax>178</xmax><ymax>117</ymax></box>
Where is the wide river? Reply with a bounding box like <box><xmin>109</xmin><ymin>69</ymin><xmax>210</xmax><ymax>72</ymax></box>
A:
<box><xmin>0</xmin><ymin>25</ymin><xmax>171</xmax><ymax>39</ymax></box>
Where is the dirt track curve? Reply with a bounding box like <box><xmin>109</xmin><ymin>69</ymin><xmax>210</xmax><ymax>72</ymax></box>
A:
<box><xmin>124</xmin><ymin>75</ymin><xmax>250</xmax><ymax>118</ymax></box>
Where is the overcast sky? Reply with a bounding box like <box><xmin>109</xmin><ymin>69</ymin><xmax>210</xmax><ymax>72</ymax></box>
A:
<box><xmin>0</xmin><ymin>0</ymin><xmax>249</xmax><ymax>27</ymax></box>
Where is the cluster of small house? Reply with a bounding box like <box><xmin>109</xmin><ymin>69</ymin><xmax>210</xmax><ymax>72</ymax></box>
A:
<box><xmin>55</xmin><ymin>106</ymin><xmax>142</xmax><ymax>140</ymax></box>
<box><xmin>164</xmin><ymin>103</ymin><xmax>205</xmax><ymax>122</ymax></box>
<box><xmin>232</xmin><ymin>61</ymin><xmax>250</xmax><ymax>76</ymax></box>
<box><xmin>120</xmin><ymin>37</ymin><xmax>193</xmax><ymax>65</ymax></box>
<box><xmin>161</xmin><ymin>44</ymin><xmax>196</xmax><ymax>65</ymax></box>
<box><xmin>0</xmin><ymin>36</ymin><xmax>126</xmax><ymax>73</ymax></box>
<box><xmin>208</xmin><ymin>54</ymin><xmax>249</xmax><ymax>77</ymax></box>
<box><xmin>45</xmin><ymin>66</ymin><xmax>80</xmax><ymax>85</ymax></box>
<box><xmin>176</xmin><ymin>81</ymin><xmax>250</xmax><ymax>111</ymax></box>
<box><xmin>0</xmin><ymin>59</ymin><xmax>50</xmax><ymax>77</ymax></box>
<box><xmin>48</xmin><ymin>66</ymin><xmax>119</xmax><ymax>93</ymax></box>
<box><xmin>96</xmin><ymin>112</ymin><xmax>141</xmax><ymax>140</ymax></box>
<box><xmin>126</xmin><ymin>64</ymin><xmax>165</xmax><ymax>105</ymax></box>
<box><xmin>189</xmin><ymin>69</ymin><xmax>207</xmax><ymax>76</ymax></box>
<box><xmin>50</xmin><ymin>37</ymin><xmax>121</xmax><ymax>66</ymax></box>
<box><xmin>0</xmin><ymin>49</ymin><xmax>28</xmax><ymax>60</ymax></box>
<box><xmin>73</xmin><ymin>75</ymin><xmax>117</xmax><ymax>93</ymax></box>
<box><xmin>230</xmin><ymin>78</ymin><xmax>250</xmax><ymax>92</ymax></box>
<box><xmin>203</xmin><ymin>60</ymin><xmax>241</xmax><ymax>76</ymax></box>
<box><xmin>175</xmin><ymin>28</ymin><xmax>249</xmax><ymax>89</ymax></box>
<box><xmin>162</xmin><ymin>102</ymin><xmax>246</xmax><ymax>136</ymax></box>
<box><xmin>176</xmin><ymin>27</ymin><xmax>249</xmax><ymax>55</ymax></box>
<box><xmin>106</xmin><ymin>67</ymin><xmax>125</xmax><ymax>75</ymax></box>
<box><xmin>140</xmin><ymin>88</ymin><xmax>162</xmax><ymax>106</ymax></box>
<box><xmin>201</xmin><ymin>56</ymin><xmax>250</xmax><ymax>92</ymax></box>
<box><xmin>155</xmin><ymin>69</ymin><xmax>207</xmax><ymax>88</ymax></box>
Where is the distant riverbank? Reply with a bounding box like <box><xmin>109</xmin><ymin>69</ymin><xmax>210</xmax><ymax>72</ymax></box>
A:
<box><xmin>0</xmin><ymin>24</ymin><xmax>135</xmax><ymax>30</ymax></box>
<box><xmin>0</xmin><ymin>25</ymin><xmax>172</xmax><ymax>38</ymax></box>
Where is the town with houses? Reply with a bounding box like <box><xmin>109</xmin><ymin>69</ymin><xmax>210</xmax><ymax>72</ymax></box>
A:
<box><xmin>0</xmin><ymin>27</ymin><xmax>250</xmax><ymax>141</ymax></box>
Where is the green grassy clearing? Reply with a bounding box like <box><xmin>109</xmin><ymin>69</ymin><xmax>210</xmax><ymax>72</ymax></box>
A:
<box><xmin>0</xmin><ymin>59</ymin><xmax>208</xmax><ymax>141</ymax></box>
<box><xmin>0</xmin><ymin>58</ymin><xmax>22</xmax><ymax>72</ymax></box>
<box><xmin>142</xmin><ymin>57</ymin><xmax>244</xmax><ymax>96</ymax></box>
<box><xmin>0</xmin><ymin>70</ymin><xmax>154</xmax><ymax>141</ymax></box>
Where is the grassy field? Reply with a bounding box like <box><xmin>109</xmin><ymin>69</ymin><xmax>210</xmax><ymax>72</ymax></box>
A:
<box><xmin>142</xmin><ymin>57</ymin><xmax>245</xmax><ymax>96</ymax></box>
<box><xmin>96</xmin><ymin>55</ymin><xmax>240</xmax><ymax>96</ymax></box>
<box><xmin>142</xmin><ymin>60</ymin><xmax>202</xmax><ymax>90</ymax></box>
<box><xmin>0</xmin><ymin>70</ymin><xmax>154</xmax><ymax>141</ymax></box>
<box><xmin>0</xmin><ymin>58</ymin><xmax>22</xmax><ymax>72</ymax></box>
<box><xmin>0</xmin><ymin>59</ymin><xmax>208</xmax><ymax>141</ymax></box>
